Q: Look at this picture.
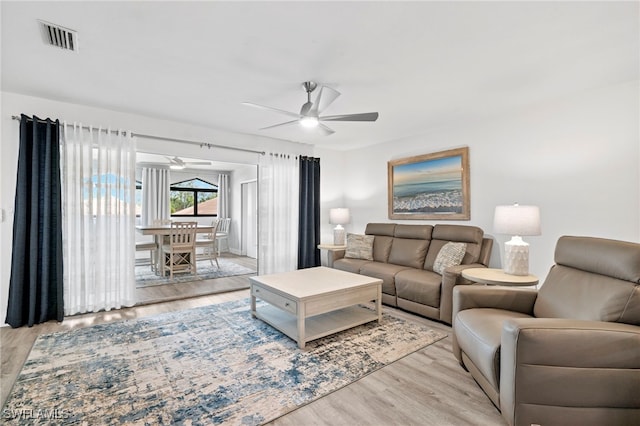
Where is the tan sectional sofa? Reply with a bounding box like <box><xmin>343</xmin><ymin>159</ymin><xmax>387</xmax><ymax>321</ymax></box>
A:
<box><xmin>331</xmin><ymin>223</ymin><xmax>493</xmax><ymax>325</ymax></box>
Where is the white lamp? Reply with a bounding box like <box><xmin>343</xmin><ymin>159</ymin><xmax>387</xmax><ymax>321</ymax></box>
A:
<box><xmin>493</xmin><ymin>203</ymin><xmax>541</xmax><ymax>276</ymax></box>
<box><xmin>329</xmin><ymin>208</ymin><xmax>350</xmax><ymax>246</ymax></box>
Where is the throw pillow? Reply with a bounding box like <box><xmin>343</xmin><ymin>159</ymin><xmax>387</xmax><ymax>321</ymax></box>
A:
<box><xmin>344</xmin><ymin>233</ymin><xmax>374</xmax><ymax>260</ymax></box>
<box><xmin>433</xmin><ymin>242</ymin><xmax>467</xmax><ymax>275</ymax></box>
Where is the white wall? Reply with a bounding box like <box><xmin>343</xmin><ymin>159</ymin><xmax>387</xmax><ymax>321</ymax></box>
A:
<box><xmin>1</xmin><ymin>91</ymin><xmax>311</xmax><ymax>324</ymax></box>
<box><xmin>231</xmin><ymin>165</ymin><xmax>258</xmax><ymax>254</ymax></box>
<box><xmin>314</xmin><ymin>147</ymin><xmax>348</xmax><ymax>244</ymax></box>
<box><xmin>315</xmin><ymin>81</ymin><xmax>640</xmax><ymax>282</ymax></box>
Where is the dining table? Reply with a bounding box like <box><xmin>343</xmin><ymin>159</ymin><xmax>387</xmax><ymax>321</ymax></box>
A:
<box><xmin>136</xmin><ymin>224</ymin><xmax>214</xmax><ymax>275</ymax></box>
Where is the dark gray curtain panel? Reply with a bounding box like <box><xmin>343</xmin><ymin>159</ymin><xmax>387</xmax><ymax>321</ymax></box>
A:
<box><xmin>298</xmin><ymin>156</ymin><xmax>321</xmax><ymax>269</ymax></box>
<box><xmin>6</xmin><ymin>115</ymin><xmax>64</xmax><ymax>328</ymax></box>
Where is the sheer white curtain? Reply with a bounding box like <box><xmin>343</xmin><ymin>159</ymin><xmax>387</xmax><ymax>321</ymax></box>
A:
<box><xmin>141</xmin><ymin>166</ymin><xmax>170</xmax><ymax>225</ymax></box>
<box><xmin>60</xmin><ymin>122</ymin><xmax>136</xmax><ymax>315</ymax></box>
<box><xmin>258</xmin><ymin>153</ymin><xmax>299</xmax><ymax>274</ymax></box>
<box><xmin>217</xmin><ymin>173</ymin><xmax>230</xmax><ymax>218</ymax></box>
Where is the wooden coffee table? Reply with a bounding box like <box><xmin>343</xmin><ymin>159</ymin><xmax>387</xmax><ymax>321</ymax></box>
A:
<box><xmin>250</xmin><ymin>267</ymin><xmax>383</xmax><ymax>349</ymax></box>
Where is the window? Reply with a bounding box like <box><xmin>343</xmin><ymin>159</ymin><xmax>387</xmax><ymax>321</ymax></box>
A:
<box><xmin>170</xmin><ymin>178</ymin><xmax>218</xmax><ymax>217</ymax></box>
<box><xmin>84</xmin><ymin>173</ymin><xmax>134</xmax><ymax>216</ymax></box>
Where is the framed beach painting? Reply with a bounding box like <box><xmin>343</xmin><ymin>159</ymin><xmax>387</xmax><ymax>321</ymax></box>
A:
<box><xmin>388</xmin><ymin>147</ymin><xmax>470</xmax><ymax>220</ymax></box>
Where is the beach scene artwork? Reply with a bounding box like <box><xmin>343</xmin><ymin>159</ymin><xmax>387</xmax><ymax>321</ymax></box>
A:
<box><xmin>388</xmin><ymin>147</ymin><xmax>470</xmax><ymax>220</ymax></box>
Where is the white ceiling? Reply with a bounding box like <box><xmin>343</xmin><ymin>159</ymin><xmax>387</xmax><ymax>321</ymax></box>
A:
<box><xmin>2</xmin><ymin>1</ymin><xmax>638</xmax><ymax>151</ymax></box>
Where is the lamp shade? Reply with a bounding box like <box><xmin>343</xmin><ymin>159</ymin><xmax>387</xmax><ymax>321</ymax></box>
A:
<box><xmin>493</xmin><ymin>204</ymin><xmax>541</xmax><ymax>236</ymax></box>
<box><xmin>329</xmin><ymin>208</ymin><xmax>350</xmax><ymax>225</ymax></box>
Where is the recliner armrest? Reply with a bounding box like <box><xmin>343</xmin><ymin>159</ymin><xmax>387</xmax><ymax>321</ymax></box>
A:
<box><xmin>500</xmin><ymin>318</ymin><xmax>640</xmax><ymax>426</ymax></box>
<box><xmin>452</xmin><ymin>285</ymin><xmax>538</xmax><ymax>320</ymax></box>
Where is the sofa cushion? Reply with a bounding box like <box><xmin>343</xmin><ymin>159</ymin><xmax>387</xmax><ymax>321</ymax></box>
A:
<box><xmin>425</xmin><ymin>225</ymin><xmax>484</xmax><ymax>270</ymax></box>
<box><xmin>555</xmin><ymin>236</ymin><xmax>640</xmax><ymax>283</ymax></box>
<box><xmin>388</xmin><ymin>238</ymin><xmax>430</xmax><ymax>269</ymax></box>
<box><xmin>534</xmin><ymin>265</ymin><xmax>640</xmax><ymax>324</ymax></box>
<box><xmin>344</xmin><ymin>233</ymin><xmax>374</xmax><ymax>260</ymax></box>
<box><xmin>433</xmin><ymin>242</ymin><xmax>466</xmax><ymax>275</ymax></box>
<box><xmin>359</xmin><ymin>261</ymin><xmax>412</xmax><ymax>296</ymax></box>
<box><xmin>371</xmin><ymin>236</ymin><xmax>393</xmax><ymax>263</ymax></box>
<box><xmin>454</xmin><ymin>308</ymin><xmax>533</xmax><ymax>392</ymax></box>
<box><xmin>534</xmin><ymin>236</ymin><xmax>640</xmax><ymax>325</ymax></box>
<box><xmin>395</xmin><ymin>269</ymin><xmax>442</xmax><ymax>308</ymax></box>
<box><xmin>333</xmin><ymin>258</ymin><xmax>371</xmax><ymax>274</ymax></box>
<box><xmin>394</xmin><ymin>224</ymin><xmax>433</xmax><ymax>240</ymax></box>
<box><xmin>365</xmin><ymin>224</ymin><xmax>395</xmax><ymax>262</ymax></box>
<box><xmin>365</xmin><ymin>223</ymin><xmax>396</xmax><ymax>237</ymax></box>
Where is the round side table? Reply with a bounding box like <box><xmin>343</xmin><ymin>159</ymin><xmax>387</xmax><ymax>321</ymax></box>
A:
<box><xmin>461</xmin><ymin>268</ymin><xmax>538</xmax><ymax>286</ymax></box>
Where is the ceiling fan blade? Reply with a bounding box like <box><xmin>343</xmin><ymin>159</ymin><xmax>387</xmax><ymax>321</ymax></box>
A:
<box><xmin>259</xmin><ymin>120</ymin><xmax>300</xmax><ymax>130</ymax></box>
<box><xmin>260</xmin><ymin>119</ymin><xmax>334</xmax><ymax>135</ymax></box>
<box><xmin>166</xmin><ymin>156</ymin><xmax>184</xmax><ymax>165</ymax></box>
<box><xmin>185</xmin><ymin>162</ymin><xmax>211</xmax><ymax>166</ymax></box>
<box><xmin>316</xmin><ymin>123</ymin><xmax>335</xmax><ymax>136</ymax></box>
<box><xmin>311</xmin><ymin>86</ymin><xmax>340</xmax><ymax>115</ymax></box>
<box><xmin>320</xmin><ymin>112</ymin><xmax>379</xmax><ymax>122</ymax></box>
<box><xmin>300</xmin><ymin>101</ymin><xmax>313</xmax><ymax>116</ymax></box>
<box><xmin>242</xmin><ymin>102</ymin><xmax>300</xmax><ymax>119</ymax></box>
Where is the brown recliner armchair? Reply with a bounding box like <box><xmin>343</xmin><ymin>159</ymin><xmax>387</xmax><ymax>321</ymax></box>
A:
<box><xmin>451</xmin><ymin>236</ymin><xmax>640</xmax><ymax>426</ymax></box>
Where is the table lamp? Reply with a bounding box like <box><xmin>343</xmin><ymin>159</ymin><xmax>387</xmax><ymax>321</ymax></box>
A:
<box><xmin>329</xmin><ymin>208</ymin><xmax>350</xmax><ymax>245</ymax></box>
<box><xmin>493</xmin><ymin>203</ymin><xmax>541</xmax><ymax>276</ymax></box>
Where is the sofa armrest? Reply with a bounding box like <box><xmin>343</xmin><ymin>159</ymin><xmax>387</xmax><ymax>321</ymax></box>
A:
<box><xmin>439</xmin><ymin>263</ymin><xmax>486</xmax><ymax>324</ymax></box>
<box><xmin>452</xmin><ymin>285</ymin><xmax>538</xmax><ymax>321</ymax></box>
<box><xmin>500</xmin><ymin>318</ymin><xmax>640</xmax><ymax>426</ymax></box>
<box><xmin>331</xmin><ymin>249</ymin><xmax>346</xmax><ymax>263</ymax></box>
<box><xmin>444</xmin><ymin>263</ymin><xmax>485</xmax><ymax>281</ymax></box>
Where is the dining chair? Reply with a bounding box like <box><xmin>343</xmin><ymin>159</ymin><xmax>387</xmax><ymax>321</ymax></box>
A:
<box><xmin>135</xmin><ymin>219</ymin><xmax>170</xmax><ymax>272</ymax></box>
<box><xmin>147</xmin><ymin>218</ymin><xmax>172</xmax><ymax>272</ymax></box>
<box><xmin>135</xmin><ymin>240</ymin><xmax>157</xmax><ymax>270</ymax></box>
<box><xmin>196</xmin><ymin>219</ymin><xmax>220</xmax><ymax>268</ymax></box>
<box><xmin>216</xmin><ymin>218</ymin><xmax>231</xmax><ymax>255</ymax></box>
<box><xmin>161</xmin><ymin>221</ymin><xmax>198</xmax><ymax>279</ymax></box>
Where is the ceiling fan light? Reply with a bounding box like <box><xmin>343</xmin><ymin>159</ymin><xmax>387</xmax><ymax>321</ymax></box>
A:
<box><xmin>299</xmin><ymin>116</ymin><xmax>319</xmax><ymax>128</ymax></box>
<box><xmin>170</xmin><ymin>164</ymin><xmax>184</xmax><ymax>170</ymax></box>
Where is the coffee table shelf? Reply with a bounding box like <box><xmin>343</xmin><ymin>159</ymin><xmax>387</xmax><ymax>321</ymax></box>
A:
<box><xmin>255</xmin><ymin>303</ymin><xmax>379</xmax><ymax>347</ymax></box>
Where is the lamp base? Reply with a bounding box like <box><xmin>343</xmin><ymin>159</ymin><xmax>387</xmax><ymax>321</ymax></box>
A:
<box><xmin>504</xmin><ymin>236</ymin><xmax>530</xmax><ymax>276</ymax></box>
<box><xmin>333</xmin><ymin>225</ymin><xmax>346</xmax><ymax>246</ymax></box>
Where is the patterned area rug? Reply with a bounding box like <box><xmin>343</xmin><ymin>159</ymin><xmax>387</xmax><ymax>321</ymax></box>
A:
<box><xmin>136</xmin><ymin>257</ymin><xmax>256</xmax><ymax>288</ymax></box>
<box><xmin>4</xmin><ymin>299</ymin><xmax>447</xmax><ymax>425</ymax></box>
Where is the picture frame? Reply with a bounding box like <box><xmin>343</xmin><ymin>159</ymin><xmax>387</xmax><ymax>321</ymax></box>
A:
<box><xmin>388</xmin><ymin>147</ymin><xmax>470</xmax><ymax>220</ymax></box>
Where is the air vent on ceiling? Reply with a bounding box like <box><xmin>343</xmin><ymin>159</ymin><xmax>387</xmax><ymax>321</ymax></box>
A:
<box><xmin>38</xmin><ymin>20</ymin><xmax>78</xmax><ymax>52</ymax></box>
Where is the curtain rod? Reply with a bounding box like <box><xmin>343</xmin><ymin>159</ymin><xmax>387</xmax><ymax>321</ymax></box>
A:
<box><xmin>11</xmin><ymin>115</ymin><xmax>265</xmax><ymax>155</ymax></box>
<box><xmin>132</xmin><ymin>132</ymin><xmax>265</xmax><ymax>155</ymax></box>
<box><xmin>12</xmin><ymin>115</ymin><xmax>130</xmax><ymax>135</ymax></box>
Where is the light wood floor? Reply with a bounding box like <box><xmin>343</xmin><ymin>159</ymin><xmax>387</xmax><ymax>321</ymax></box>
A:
<box><xmin>135</xmin><ymin>253</ymin><xmax>257</xmax><ymax>305</ymax></box>
<box><xmin>1</xmin><ymin>269</ymin><xmax>506</xmax><ymax>425</ymax></box>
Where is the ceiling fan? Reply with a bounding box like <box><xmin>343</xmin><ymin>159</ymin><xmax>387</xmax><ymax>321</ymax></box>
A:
<box><xmin>165</xmin><ymin>156</ymin><xmax>210</xmax><ymax>170</ymax></box>
<box><xmin>242</xmin><ymin>81</ymin><xmax>379</xmax><ymax>136</ymax></box>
